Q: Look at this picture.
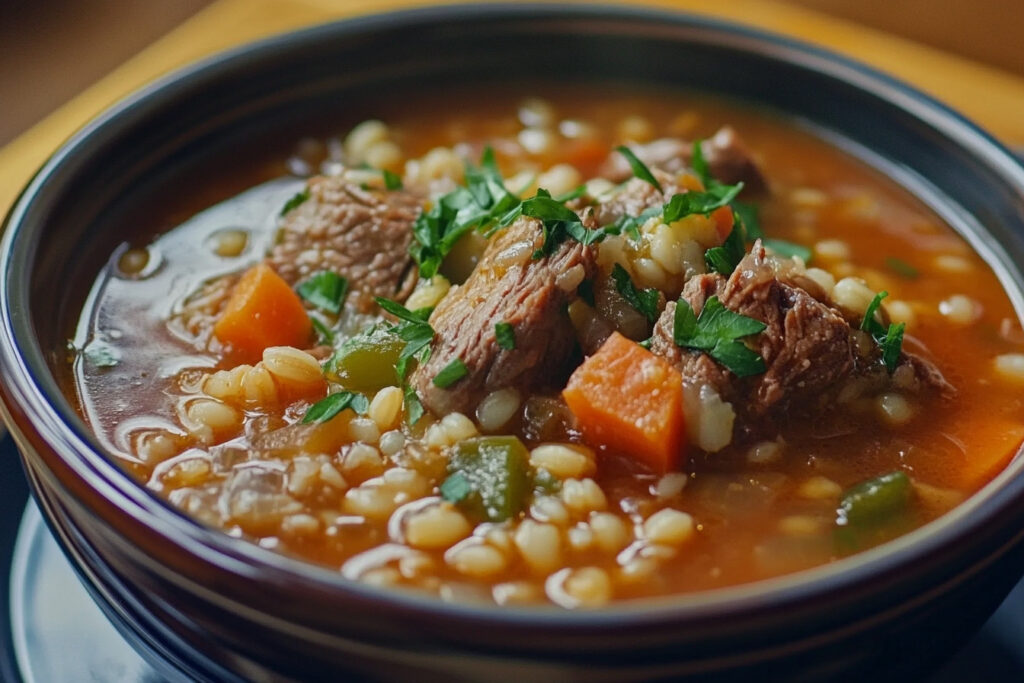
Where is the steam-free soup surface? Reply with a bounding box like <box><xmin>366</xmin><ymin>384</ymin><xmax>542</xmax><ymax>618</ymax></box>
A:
<box><xmin>73</xmin><ymin>88</ymin><xmax>1024</xmax><ymax>607</ymax></box>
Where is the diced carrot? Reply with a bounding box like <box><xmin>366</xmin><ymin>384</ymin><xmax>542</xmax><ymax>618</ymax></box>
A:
<box><xmin>711</xmin><ymin>205</ymin><xmax>734</xmax><ymax>241</ymax></box>
<box><xmin>565</xmin><ymin>138</ymin><xmax>610</xmax><ymax>176</ymax></box>
<box><xmin>952</xmin><ymin>420</ymin><xmax>1024</xmax><ymax>490</ymax></box>
<box><xmin>213</xmin><ymin>263</ymin><xmax>312</xmax><ymax>362</ymax></box>
<box><xmin>679</xmin><ymin>173</ymin><xmax>705</xmax><ymax>192</ymax></box>
<box><xmin>563</xmin><ymin>332</ymin><xmax>685</xmax><ymax>474</ymax></box>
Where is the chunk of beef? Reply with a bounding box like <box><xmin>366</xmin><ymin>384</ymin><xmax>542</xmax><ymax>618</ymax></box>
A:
<box><xmin>599</xmin><ymin>126</ymin><xmax>766</xmax><ymax>192</ymax></box>
<box><xmin>411</xmin><ymin>217</ymin><xmax>597</xmax><ymax>417</ymax></box>
<box><xmin>268</xmin><ymin>176</ymin><xmax>421</xmax><ymax>312</ymax></box>
<box><xmin>652</xmin><ymin>246</ymin><xmax>854</xmax><ymax>418</ymax></box>
<box><xmin>651</xmin><ymin>243</ymin><xmax>954</xmax><ymax>440</ymax></box>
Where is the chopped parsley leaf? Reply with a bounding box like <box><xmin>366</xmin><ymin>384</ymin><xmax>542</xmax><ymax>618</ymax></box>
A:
<box><xmin>732</xmin><ymin>200</ymin><xmax>763</xmax><ymax>240</ymax></box>
<box><xmin>616</xmin><ymin>145</ymin><xmax>663</xmax><ymax>193</ymax></box>
<box><xmin>404</xmin><ymin>384</ymin><xmax>425</xmax><ymax>425</ymax></box>
<box><xmin>860</xmin><ymin>290</ymin><xmax>905</xmax><ymax>373</ymax></box>
<box><xmin>610</xmin><ymin>205</ymin><xmax>660</xmax><ymax>243</ymax></box>
<box><xmin>881</xmin><ymin>323</ymin><xmax>906</xmax><ymax>373</ymax></box>
<box><xmin>296</xmin><ymin>270</ymin><xmax>348</xmax><ymax>314</ymax></box>
<box><xmin>662</xmin><ymin>183</ymin><xmax>743</xmax><ymax>223</ymax></box>
<box><xmin>279</xmin><ymin>189</ymin><xmax>310</xmax><ymax>216</ymax></box>
<box><xmin>375</xmin><ymin>297</ymin><xmax>435</xmax><ymax>380</ymax></box>
<box><xmin>382</xmin><ymin>169</ymin><xmax>403</xmax><ymax>190</ymax></box>
<box><xmin>495</xmin><ymin>322</ymin><xmax>516</xmax><ymax>350</ymax></box>
<box><xmin>433</xmin><ymin>358</ymin><xmax>469</xmax><ymax>388</ymax></box>
<box><xmin>311</xmin><ymin>316</ymin><xmax>335</xmax><ymax>345</ymax></box>
<box><xmin>705</xmin><ymin>218</ymin><xmax>746</xmax><ymax>276</ymax></box>
<box><xmin>611</xmin><ymin>263</ymin><xmax>659</xmax><ymax>323</ymax></box>
<box><xmin>302</xmin><ymin>391</ymin><xmax>368</xmax><ymax>423</ymax></box>
<box><xmin>410</xmin><ymin>147</ymin><xmax>520</xmax><ymax>279</ymax></box>
<box><xmin>861</xmin><ymin>291</ymin><xmax>889</xmax><ymax>335</ymax></box>
<box><xmin>440</xmin><ymin>472</ymin><xmax>472</xmax><ymax>503</ymax></box>
<box><xmin>885</xmin><ymin>257</ymin><xmax>919</xmax><ymax>279</ymax></box>
<box><xmin>502</xmin><ymin>189</ymin><xmax>610</xmax><ymax>258</ymax></box>
<box><xmin>673</xmin><ymin>296</ymin><xmax>766</xmax><ymax>377</ymax></box>
<box><xmin>577</xmin><ymin>279</ymin><xmax>595</xmax><ymax>306</ymax></box>
<box><xmin>763</xmin><ymin>238</ymin><xmax>812</xmax><ymax>264</ymax></box>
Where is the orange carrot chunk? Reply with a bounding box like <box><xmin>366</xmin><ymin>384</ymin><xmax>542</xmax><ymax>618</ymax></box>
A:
<box><xmin>213</xmin><ymin>263</ymin><xmax>312</xmax><ymax>362</ymax></box>
<box><xmin>563</xmin><ymin>332</ymin><xmax>685</xmax><ymax>474</ymax></box>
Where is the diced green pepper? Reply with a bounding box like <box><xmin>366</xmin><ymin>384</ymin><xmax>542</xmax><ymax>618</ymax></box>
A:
<box><xmin>837</xmin><ymin>471</ymin><xmax>911</xmax><ymax>526</ymax></box>
<box><xmin>834</xmin><ymin>471</ymin><xmax>914</xmax><ymax>554</ymax></box>
<box><xmin>444</xmin><ymin>436</ymin><xmax>531</xmax><ymax>522</ymax></box>
<box><xmin>326</xmin><ymin>325</ymin><xmax>405</xmax><ymax>393</ymax></box>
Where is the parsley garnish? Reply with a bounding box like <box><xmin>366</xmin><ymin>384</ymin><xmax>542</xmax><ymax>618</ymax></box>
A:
<box><xmin>440</xmin><ymin>472</ymin><xmax>472</xmax><ymax>503</ymax></box>
<box><xmin>296</xmin><ymin>271</ymin><xmax>348</xmax><ymax>314</ymax></box>
<box><xmin>311</xmin><ymin>316</ymin><xmax>335</xmax><ymax>345</ymax></box>
<box><xmin>673</xmin><ymin>296</ymin><xmax>767</xmax><ymax>377</ymax></box>
<box><xmin>382</xmin><ymin>169</ymin><xmax>403</xmax><ymax>190</ymax></box>
<box><xmin>375</xmin><ymin>297</ymin><xmax>435</xmax><ymax>380</ymax></box>
<box><xmin>611</xmin><ymin>263</ymin><xmax>659</xmax><ymax>322</ymax></box>
<box><xmin>500</xmin><ymin>189</ymin><xmax>610</xmax><ymax>259</ymax></box>
<box><xmin>860</xmin><ymin>291</ymin><xmax>905</xmax><ymax>373</ymax></box>
<box><xmin>732</xmin><ymin>200</ymin><xmax>762</xmax><ymax>240</ymax></box>
<box><xmin>763</xmin><ymin>238</ymin><xmax>812</xmax><ymax>263</ymax></box>
<box><xmin>616</xmin><ymin>145</ymin><xmax>663</xmax><ymax>193</ymax></box>
<box><xmin>302</xmin><ymin>391</ymin><xmax>368</xmax><ymax>423</ymax></box>
<box><xmin>280</xmin><ymin>189</ymin><xmax>310</xmax><ymax>216</ymax></box>
<box><xmin>885</xmin><ymin>257</ymin><xmax>919</xmax><ymax>279</ymax></box>
<box><xmin>610</xmin><ymin>205</ymin><xmax>660</xmax><ymax>243</ymax></box>
<box><xmin>495</xmin><ymin>322</ymin><xmax>516</xmax><ymax>350</ymax></box>
<box><xmin>404</xmin><ymin>384</ymin><xmax>425</xmax><ymax>425</ymax></box>
<box><xmin>433</xmin><ymin>358</ymin><xmax>469</xmax><ymax>388</ymax></box>
<box><xmin>704</xmin><ymin>218</ymin><xmax>746</xmax><ymax>276</ymax></box>
<box><xmin>410</xmin><ymin>147</ymin><xmax>520</xmax><ymax>279</ymax></box>
<box><xmin>662</xmin><ymin>184</ymin><xmax>743</xmax><ymax>223</ymax></box>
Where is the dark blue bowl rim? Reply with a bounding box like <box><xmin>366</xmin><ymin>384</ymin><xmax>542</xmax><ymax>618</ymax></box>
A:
<box><xmin>2</xmin><ymin>2</ymin><xmax>1024</xmax><ymax>630</ymax></box>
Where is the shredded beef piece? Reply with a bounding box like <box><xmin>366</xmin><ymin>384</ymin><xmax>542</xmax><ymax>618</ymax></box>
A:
<box><xmin>410</xmin><ymin>217</ymin><xmax>597</xmax><ymax>417</ymax></box>
<box><xmin>599</xmin><ymin>126</ymin><xmax>766</xmax><ymax>192</ymax></box>
<box><xmin>268</xmin><ymin>176</ymin><xmax>421</xmax><ymax>313</ymax></box>
<box><xmin>651</xmin><ymin>243</ymin><xmax>953</xmax><ymax>437</ymax></box>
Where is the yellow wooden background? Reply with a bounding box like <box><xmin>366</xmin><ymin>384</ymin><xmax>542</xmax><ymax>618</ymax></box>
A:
<box><xmin>3</xmin><ymin>0</ymin><xmax>1024</xmax><ymax>218</ymax></box>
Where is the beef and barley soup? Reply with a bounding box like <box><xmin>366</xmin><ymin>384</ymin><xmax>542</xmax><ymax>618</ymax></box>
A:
<box><xmin>72</xmin><ymin>90</ymin><xmax>1024</xmax><ymax>608</ymax></box>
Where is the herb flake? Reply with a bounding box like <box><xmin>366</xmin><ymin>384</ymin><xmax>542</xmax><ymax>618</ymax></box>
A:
<box><xmin>302</xmin><ymin>391</ymin><xmax>368</xmax><ymax>424</ymax></box>
<box><xmin>440</xmin><ymin>472</ymin><xmax>472</xmax><ymax>503</ymax></box>
<box><xmin>382</xmin><ymin>169</ymin><xmax>403</xmax><ymax>190</ymax></box>
<box><xmin>616</xmin><ymin>145</ymin><xmax>662</xmax><ymax>193</ymax></box>
<box><xmin>279</xmin><ymin>189</ymin><xmax>310</xmax><ymax>216</ymax></box>
<box><xmin>885</xmin><ymin>257</ymin><xmax>919</xmax><ymax>279</ymax></box>
<box><xmin>495</xmin><ymin>322</ymin><xmax>516</xmax><ymax>350</ymax></box>
<box><xmin>296</xmin><ymin>271</ymin><xmax>348</xmax><ymax>314</ymax></box>
<box><xmin>433</xmin><ymin>358</ymin><xmax>469</xmax><ymax>388</ymax></box>
<box><xmin>763</xmin><ymin>238</ymin><xmax>812</xmax><ymax>264</ymax></box>
<box><xmin>611</xmin><ymin>263</ymin><xmax>659</xmax><ymax>323</ymax></box>
<box><xmin>672</xmin><ymin>296</ymin><xmax>767</xmax><ymax>377</ymax></box>
<box><xmin>860</xmin><ymin>291</ymin><xmax>905</xmax><ymax>373</ymax></box>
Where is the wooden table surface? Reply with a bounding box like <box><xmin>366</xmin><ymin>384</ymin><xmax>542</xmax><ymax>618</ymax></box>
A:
<box><xmin>3</xmin><ymin>0</ymin><xmax>1024</xmax><ymax>218</ymax></box>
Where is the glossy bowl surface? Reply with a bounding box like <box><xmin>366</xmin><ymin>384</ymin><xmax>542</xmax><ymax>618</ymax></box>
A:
<box><xmin>3</xmin><ymin>4</ymin><xmax>1024</xmax><ymax>681</ymax></box>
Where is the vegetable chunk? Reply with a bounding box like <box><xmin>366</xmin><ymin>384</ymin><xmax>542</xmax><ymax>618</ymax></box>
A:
<box><xmin>213</xmin><ymin>263</ymin><xmax>312</xmax><ymax>362</ymax></box>
<box><xmin>563</xmin><ymin>332</ymin><xmax>685</xmax><ymax>473</ymax></box>
<box><xmin>443</xmin><ymin>436</ymin><xmax>531</xmax><ymax>522</ymax></box>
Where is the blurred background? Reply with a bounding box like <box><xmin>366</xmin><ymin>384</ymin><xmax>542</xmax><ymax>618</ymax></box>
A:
<box><xmin>1</xmin><ymin>0</ymin><xmax>1022</xmax><ymax>147</ymax></box>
